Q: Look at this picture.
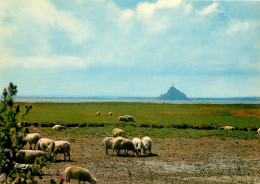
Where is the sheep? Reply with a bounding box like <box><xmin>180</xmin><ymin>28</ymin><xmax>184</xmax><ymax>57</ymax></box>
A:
<box><xmin>124</xmin><ymin>115</ymin><xmax>135</xmax><ymax>122</ymax></box>
<box><xmin>65</xmin><ymin>166</ymin><xmax>97</xmax><ymax>184</ymax></box>
<box><xmin>142</xmin><ymin>136</ymin><xmax>152</xmax><ymax>155</ymax></box>
<box><xmin>132</xmin><ymin>138</ymin><xmax>143</xmax><ymax>156</ymax></box>
<box><xmin>109</xmin><ymin>112</ymin><xmax>112</xmax><ymax>116</ymax></box>
<box><xmin>100</xmin><ymin>137</ymin><xmax>115</xmax><ymax>155</ymax></box>
<box><xmin>54</xmin><ymin>141</ymin><xmax>71</xmax><ymax>161</ymax></box>
<box><xmin>16</xmin><ymin>150</ymin><xmax>46</xmax><ymax>164</ymax></box>
<box><xmin>25</xmin><ymin>133</ymin><xmax>41</xmax><ymax>150</ymax></box>
<box><xmin>118</xmin><ymin>116</ymin><xmax>128</xmax><ymax>122</ymax></box>
<box><xmin>112</xmin><ymin>137</ymin><xmax>126</xmax><ymax>155</ymax></box>
<box><xmin>121</xmin><ymin>139</ymin><xmax>135</xmax><ymax>156</ymax></box>
<box><xmin>96</xmin><ymin>111</ymin><xmax>101</xmax><ymax>116</ymax></box>
<box><xmin>52</xmin><ymin>125</ymin><xmax>66</xmax><ymax>130</ymax></box>
<box><xmin>219</xmin><ymin>126</ymin><xmax>235</xmax><ymax>131</ymax></box>
<box><xmin>112</xmin><ymin>137</ymin><xmax>135</xmax><ymax>156</ymax></box>
<box><xmin>257</xmin><ymin>128</ymin><xmax>260</xmax><ymax>142</ymax></box>
<box><xmin>118</xmin><ymin>115</ymin><xmax>136</xmax><ymax>122</ymax></box>
<box><xmin>37</xmin><ymin>138</ymin><xmax>55</xmax><ymax>152</ymax></box>
<box><xmin>112</xmin><ymin>128</ymin><xmax>125</xmax><ymax>138</ymax></box>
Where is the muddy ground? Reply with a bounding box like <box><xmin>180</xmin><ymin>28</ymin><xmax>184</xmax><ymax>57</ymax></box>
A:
<box><xmin>4</xmin><ymin>127</ymin><xmax>260</xmax><ymax>183</ymax></box>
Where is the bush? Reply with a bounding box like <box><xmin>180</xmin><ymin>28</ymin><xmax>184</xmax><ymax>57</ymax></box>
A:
<box><xmin>0</xmin><ymin>83</ymin><xmax>48</xmax><ymax>183</ymax></box>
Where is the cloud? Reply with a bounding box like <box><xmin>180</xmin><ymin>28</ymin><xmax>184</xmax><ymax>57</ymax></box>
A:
<box><xmin>136</xmin><ymin>0</ymin><xmax>181</xmax><ymax>18</ymax></box>
<box><xmin>227</xmin><ymin>20</ymin><xmax>250</xmax><ymax>34</ymax></box>
<box><xmin>198</xmin><ymin>3</ymin><xmax>219</xmax><ymax>15</ymax></box>
<box><xmin>0</xmin><ymin>56</ymin><xmax>94</xmax><ymax>69</ymax></box>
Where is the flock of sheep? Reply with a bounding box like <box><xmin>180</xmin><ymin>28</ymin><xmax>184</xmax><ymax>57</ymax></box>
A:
<box><xmin>100</xmin><ymin>128</ymin><xmax>152</xmax><ymax>156</ymax></box>
<box><xmin>14</xmin><ymin>111</ymin><xmax>260</xmax><ymax>184</ymax></box>
<box><xmin>16</xmin><ymin>113</ymin><xmax>151</xmax><ymax>183</ymax></box>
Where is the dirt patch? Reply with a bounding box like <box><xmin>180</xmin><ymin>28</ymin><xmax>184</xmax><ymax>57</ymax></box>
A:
<box><xmin>231</xmin><ymin>110</ymin><xmax>260</xmax><ymax>118</ymax></box>
<box><xmin>3</xmin><ymin>127</ymin><xmax>260</xmax><ymax>184</ymax></box>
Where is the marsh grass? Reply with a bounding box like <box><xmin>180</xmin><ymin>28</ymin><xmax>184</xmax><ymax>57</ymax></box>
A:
<box><xmin>18</xmin><ymin>102</ymin><xmax>260</xmax><ymax>128</ymax></box>
<box><xmin>18</xmin><ymin>102</ymin><xmax>259</xmax><ymax>139</ymax></box>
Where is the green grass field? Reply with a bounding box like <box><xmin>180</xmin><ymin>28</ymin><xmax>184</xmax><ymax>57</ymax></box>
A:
<box><xmin>19</xmin><ymin>102</ymin><xmax>259</xmax><ymax>129</ymax></box>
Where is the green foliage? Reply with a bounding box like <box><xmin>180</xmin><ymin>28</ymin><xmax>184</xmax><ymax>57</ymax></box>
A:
<box><xmin>0</xmin><ymin>83</ymin><xmax>46</xmax><ymax>183</ymax></box>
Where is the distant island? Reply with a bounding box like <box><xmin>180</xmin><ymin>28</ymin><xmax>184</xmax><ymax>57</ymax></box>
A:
<box><xmin>158</xmin><ymin>84</ymin><xmax>190</xmax><ymax>100</ymax></box>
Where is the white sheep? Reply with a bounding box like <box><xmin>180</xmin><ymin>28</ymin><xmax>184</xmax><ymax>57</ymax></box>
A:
<box><xmin>54</xmin><ymin>141</ymin><xmax>71</xmax><ymax>161</ymax></box>
<box><xmin>25</xmin><ymin>133</ymin><xmax>41</xmax><ymax>150</ymax></box>
<box><xmin>257</xmin><ymin>128</ymin><xmax>260</xmax><ymax>142</ymax></box>
<box><xmin>65</xmin><ymin>166</ymin><xmax>97</xmax><ymax>184</ymax></box>
<box><xmin>109</xmin><ymin>112</ymin><xmax>112</xmax><ymax>116</ymax></box>
<box><xmin>142</xmin><ymin>136</ymin><xmax>152</xmax><ymax>155</ymax></box>
<box><xmin>112</xmin><ymin>128</ymin><xmax>125</xmax><ymax>137</ymax></box>
<box><xmin>219</xmin><ymin>126</ymin><xmax>235</xmax><ymax>131</ymax></box>
<box><xmin>37</xmin><ymin>138</ymin><xmax>55</xmax><ymax>152</ymax></box>
<box><xmin>118</xmin><ymin>115</ymin><xmax>135</xmax><ymax>122</ymax></box>
<box><xmin>17</xmin><ymin>150</ymin><xmax>46</xmax><ymax>164</ymax></box>
<box><xmin>52</xmin><ymin>125</ymin><xmax>66</xmax><ymax>130</ymax></box>
<box><xmin>132</xmin><ymin>138</ymin><xmax>143</xmax><ymax>156</ymax></box>
<box><xmin>96</xmin><ymin>111</ymin><xmax>101</xmax><ymax>116</ymax></box>
<box><xmin>100</xmin><ymin>137</ymin><xmax>115</xmax><ymax>155</ymax></box>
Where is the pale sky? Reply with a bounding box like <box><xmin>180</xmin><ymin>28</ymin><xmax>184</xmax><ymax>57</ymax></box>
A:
<box><xmin>0</xmin><ymin>0</ymin><xmax>259</xmax><ymax>98</ymax></box>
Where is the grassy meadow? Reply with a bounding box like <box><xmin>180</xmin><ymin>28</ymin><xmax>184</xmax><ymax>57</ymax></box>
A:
<box><xmin>18</xmin><ymin>102</ymin><xmax>260</xmax><ymax>139</ymax></box>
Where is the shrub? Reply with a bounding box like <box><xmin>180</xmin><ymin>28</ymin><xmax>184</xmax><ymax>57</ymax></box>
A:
<box><xmin>0</xmin><ymin>83</ymin><xmax>48</xmax><ymax>183</ymax></box>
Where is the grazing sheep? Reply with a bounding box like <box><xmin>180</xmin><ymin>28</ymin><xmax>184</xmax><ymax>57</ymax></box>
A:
<box><xmin>17</xmin><ymin>150</ymin><xmax>46</xmax><ymax>164</ymax></box>
<box><xmin>65</xmin><ymin>166</ymin><xmax>97</xmax><ymax>184</ymax></box>
<box><xmin>121</xmin><ymin>139</ymin><xmax>135</xmax><ymax>156</ymax></box>
<box><xmin>52</xmin><ymin>125</ymin><xmax>66</xmax><ymax>130</ymax></box>
<box><xmin>96</xmin><ymin>111</ymin><xmax>101</xmax><ymax>116</ymax></box>
<box><xmin>142</xmin><ymin>136</ymin><xmax>152</xmax><ymax>155</ymax></box>
<box><xmin>100</xmin><ymin>137</ymin><xmax>115</xmax><ymax>155</ymax></box>
<box><xmin>37</xmin><ymin>138</ymin><xmax>55</xmax><ymax>152</ymax></box>
<box><xmin>132</xmin><ymin>138</ymin><xmax>143</xmax><ymax>156</ymax></box>
<box><xmin>118</xmin><ymin>115</ymin><xmax>136</xmax><ymax>122</ymax></box>
<box><xmin>112</xmin><ymin>137</ymin><xmax>126</xmax><ymax>155</ymax></box>
<box><xmin>219</xmin><ymin>126</ymin><xmax>235</xmax><ymax>131</ymax></box>
<box><xmin>257</xmin><ymin>128</ymin><xmax>260</xmax><ymax>142</ymax></box>
<box><xmin>112</xmin><ymin>137</ymin><xmax>135</xmax><ymax>156</ymax></box>
<box><xmin>124</xmin><ymin>115</ymin><xmax>135</xmax><ymax>122</ymax></box>
<box><xmin>54</xmin><ymin>141</ymin><xmax>71</xmax><ymax>161</ymax></box>
<box><xmin>109</xmin><ymin>112</ymin><xmax>112</xmax><ymax>116</ymax></box>
<box><xmin>25</xmin><ymin>133</ymin><xmax>41</xmax><ymax>150</ymax></box>
<box><xmin>112</xmin><ymin>128</ymin><xmax>125</xmax><ymax>137</ymax></box>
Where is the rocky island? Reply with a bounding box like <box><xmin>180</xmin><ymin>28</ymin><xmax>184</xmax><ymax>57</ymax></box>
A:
<box><xmin>158</xmin><ymin>84</ymin><xmax>190</xmax><ymax>100</ymax></box>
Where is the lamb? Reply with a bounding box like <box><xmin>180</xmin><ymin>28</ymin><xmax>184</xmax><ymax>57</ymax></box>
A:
<box><xmin>112</xmin><ymin>128</ymin><xmax>125</xmax><ymax>137</ymax></box>
<box><xmin>52</xmin><ymin>125</ymin><xmax>66</xmax><ymax>130</ymax></box>
<box><xmin>96</xmin><ymin>111</ymin><xmax>101</xmax><ymax>116</ymax></box>
<box><xmin>54</xmin><ymin>141</ymin><xmax>71</xmax><ymax>161</ymax></box>
<box><xmin>142</xmin><ymin>136</ymin><xmax>152</xmax><ymax>155</ymax></box>
<box><xmin>16</xmin><ymin>150</ymin><xmax>46</xmax><ymax>164</ymax></box>
<box><xmin>118</xmin><ymin>115</ymin><xmax>135</xmax><ymax>122</ymax></box>
<box><xmin>257</xmin><ymin>128</ymin><xmax>260</xmax><ymax>142</ymax></box>
<box><xmin>25</xmin><ymin>133</ymin><xmax>41</xmax><ymax>150</ymax></box>
<box><xmin>100</xmin><ymin>137</ymin><xmax>115</xmax><ymax>155</ymax></box>
<box><xmin>219</xmin><ymin>126</ymin><xmax>235</xmax><ymax>131</ymax></box>
<box><xmin>65</xmin><ymin>166</ymin><xmax>97</xmax><ymax>184</ymax></box>
<box><xmin>37</xmin><ymin>138</ymin><xmax>55</xmax><ymax>152</ymax></box>
<box><xmin>109</xmin><ymin>112</ymin><xmax>112</xmax><ymax>116</ymax></box>
<box><xmin>132</xmin><ymin>138</ymin><xmax>143</xmax><ymax>156</ymax></box>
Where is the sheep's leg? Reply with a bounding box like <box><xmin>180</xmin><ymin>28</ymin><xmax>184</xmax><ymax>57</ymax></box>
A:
<box><xmin>29</xmin><ymin>143</ymin><xmax>32</xmax><ymax>150</ymax></box>
<box><xmin>106</xmin><ymin>148</ymin><xmax>109</xmax><ymax>155</ymax></box>
<box><xmin>64</xmin><ymin>153</ymin><xmax>66</xmax><ymax>161</ymax></box>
